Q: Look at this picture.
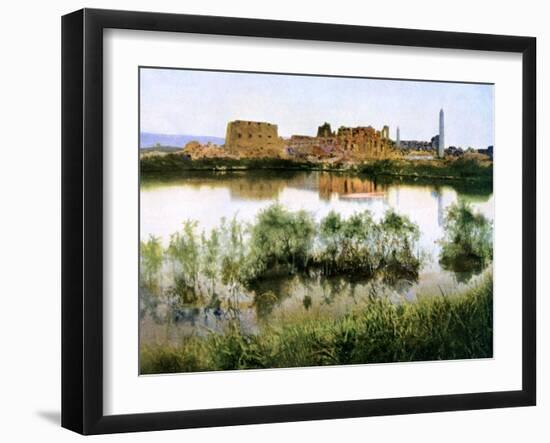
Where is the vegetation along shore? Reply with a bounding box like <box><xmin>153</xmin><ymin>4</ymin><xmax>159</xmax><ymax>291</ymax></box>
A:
<box><xmin>140</xmin><ymin>201</ymin><xmax>493</xmax><ymax>373</ymax></box>
<box><xmin>141</xmin><ymin>272</ymin><xmax>492</xmax><ymax>373</ymax></box>
<box><xmin>140</xmin><ymin>155</ymin><xmax>492</xmax><ymax>184</ymax></box>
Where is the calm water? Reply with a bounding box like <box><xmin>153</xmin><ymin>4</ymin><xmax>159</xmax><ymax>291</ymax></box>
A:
<box><xmin>140</xmin><ymin>170</ymin><xmax>493</xmax><ymax>340</ymax></box>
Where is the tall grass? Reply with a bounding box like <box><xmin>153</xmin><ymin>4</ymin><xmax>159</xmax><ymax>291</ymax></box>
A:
<box><xmin>140</xmin><ymin>272</ymin><xmax>493</xmax><ymax>374</ymax></box>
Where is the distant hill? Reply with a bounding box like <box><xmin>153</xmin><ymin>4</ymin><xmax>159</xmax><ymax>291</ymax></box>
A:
<box><xmin>140</xmin><ymin>132</ymin><xmax>225</xmax><ymax>149</ymax></box>
<box><xmin>140</xmin><ymin>146</ymin><xmax>186</xmax><ymax>154</ymax></box>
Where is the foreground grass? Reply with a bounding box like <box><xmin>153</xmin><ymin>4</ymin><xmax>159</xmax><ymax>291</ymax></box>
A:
<box><xmin>140</xmin><ymin>273</ymin><xmax>493</xmax><ymax>374</ymax></box>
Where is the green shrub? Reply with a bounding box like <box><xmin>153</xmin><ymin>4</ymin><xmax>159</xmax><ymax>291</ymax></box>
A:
<box><xmin>246</xmin><ymin>204</ymin><xmax>316</xmax><ymax>281</ymax></box>
<box><xmin>439</xmin><ymin>200</ymin><xmax>493</xmax><ymax>281</ymax></box>
<box><xmin>140</xmin><ymin>235</ymin><xmax>163</xmax><ymax>295</ymax></box>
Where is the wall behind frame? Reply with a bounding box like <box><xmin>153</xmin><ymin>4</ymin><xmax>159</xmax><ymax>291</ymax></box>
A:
<box><xmin>0</xmin><ymin>0</ymin><xmax>546</xmax><ymax>442</ymax></box>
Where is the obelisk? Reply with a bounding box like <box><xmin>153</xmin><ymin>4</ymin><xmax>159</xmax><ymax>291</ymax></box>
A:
<box><xmin>396</xmin><ymin>126</ymin><xmax>401</xmax><ymax>148</ymax></box>
<box><xmin>438</xmin><ymin>109</ymin><xmax>445</xmax><ymax>158</ymax></box>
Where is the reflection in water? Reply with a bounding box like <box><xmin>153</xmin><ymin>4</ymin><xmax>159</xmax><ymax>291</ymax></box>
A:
<box><xmin>142</xmin><ymin>170</ymin><xmax>392</xmax><ymax>201</ymax></box>
<box><xmin>318</xmin><ymin>174</ymin><xmax>387</xmax><ymax>200</ymax></box>
<box><xmin>431</xmin><ymin>189</ymin><xmax>445</xmax><ymax>227</ymax></box>
<box><xmin>141</xmin><ymin>170</ymin><xmax>491</xmax><ymax>205</ymax></box>
<box><xmin>142</xmin><ymin>170</ymin><xmax>306</xmax><ymax>200</ymax></box>
<box><xmin>440</xmin><ymin>256</ymin><xmax>487</xmax><ymax>284</ymax></box>
<box><xmin>141</xmin><ymin>170</ymin><xmax>493</xmax><ymax>272</ymax></box>
<box><xmin>140</xmin><ymin>170</ymin><xmax>493</xmax><ymax>343</ymax></box>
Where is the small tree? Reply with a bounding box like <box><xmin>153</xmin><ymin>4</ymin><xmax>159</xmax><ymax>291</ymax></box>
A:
<box><xmin>246</xmin><ymin>204</ymin><xmax>316</xmax><ymax>280</ymax></box>
<box><xmin>140</xmin><ymin>235</ymin><xmax>163</xmax><ymax>295</ymax></box>
<box><xmin>201</xmin><ymin>228</ymin><xmax>220</xmax><ymax>300</ymax></box>
<box><xmin>218</xmin><ymin>217</ymin><xmax>248</xmax><ymax>317</ymax></box>
<box><xmin>167</xmin><ymin>220</ymin><xmax>201</xmax><ymax>302</ymax></box>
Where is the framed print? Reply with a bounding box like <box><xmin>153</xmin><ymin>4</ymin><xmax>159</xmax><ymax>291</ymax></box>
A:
<box><xmin>61</xmin><ymin>8</ymin><xmax>536</xmax><ymax>435</ymax></box>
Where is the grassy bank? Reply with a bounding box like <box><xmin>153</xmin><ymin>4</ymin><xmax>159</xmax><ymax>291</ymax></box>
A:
<box><xmin>358</xmin><ymin>158</ymin><xmax>492</xmax><ymax>182</ymax></box>
<box><xmin>140</xmin><ymin>155</ymin><xmax>318</xmax><ymax>173</ymax></box>
<box><xmin>140</xmin><ymin>154</ymin><xmax>492</xmax><ymax>184</ymax></box>
<box><xmin>140</xmin><ymin>272</ymin><xmax>493</xmax><ymax>374</ymax></box>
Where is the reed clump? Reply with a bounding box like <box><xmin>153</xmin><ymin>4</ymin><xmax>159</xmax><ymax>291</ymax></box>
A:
<box><xmin>140</xmin><ymin>204</ymin><xmax>423</xmax><ymax>313</ymax></box>
<box><xmin>438</xmin><ymin>200</ymin><xmax>493</xmax><ymax>281</ymax></box>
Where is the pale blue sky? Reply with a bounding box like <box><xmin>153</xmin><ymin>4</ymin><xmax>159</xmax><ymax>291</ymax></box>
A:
<box><xmin>140</xmin><ymin>68</ymin><xmax>494</xmax><ymax>149</ymax></box>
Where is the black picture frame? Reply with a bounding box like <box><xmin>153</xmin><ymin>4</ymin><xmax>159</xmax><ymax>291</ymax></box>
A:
<box><xmin>62</xmin><ymin>8</ymin><xmax>536</xmax><ymax>435</ymax></box>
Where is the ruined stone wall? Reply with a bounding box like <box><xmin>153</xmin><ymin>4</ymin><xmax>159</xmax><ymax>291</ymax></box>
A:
<box><xmin>317</xmin><ymin>122</ymin><xmax>335</xmax><ymax>138</ymax></box>
<box><xmin>336</xmin><ymin>125</ymin><xmax>390</xmax><ymax>159</ymax></box>
<box><xmin>225</xmin><ymin>120</ymin><xmax>285</xmax><ymax>158</ymax></box>
<box><xmin>286</xmin><ymin>135</ymin><xmax>315</xmax><ymax>157</ymax></box>
<box><xmin>286</xmin><ymin>124</ymin><xmax>392</xmax><ymax>160</ymax></box>
<box><xmin>183</xmin><ymin>141</ymin><xmax>230</xmax><ymax>159</ymax></box>
<box><xmin>287</xmin><ymin>135</ymin><xmax>339</xmax><ymax>158</ymax></box>
<box><xmin>400</xmin><ymin>140</ymin><xmax>434</xmax><ymax>151</ymax></box>
<box><xmin>210</xmin><ymin>120</ymin><xmax>394</xmax><ymax>160</ymax></box>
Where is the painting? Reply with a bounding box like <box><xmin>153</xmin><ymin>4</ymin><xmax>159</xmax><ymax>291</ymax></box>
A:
<box><xmin>138</xmin><ymin>67</ymin><xmax>494</xmax><ymax>374</ymax></box>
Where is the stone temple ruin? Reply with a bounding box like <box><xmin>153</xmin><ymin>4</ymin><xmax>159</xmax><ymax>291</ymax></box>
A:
<box><xmin>225</xmin><ymin>120</ymin><xmax>285</xmax><ymax>158</ymax></box>
<box><xmin>336</xmin><ymin>124</ymin><xmax>390</xmax><ymax>158</ymax></box>
<box><xmin>286</xmin><ymin>122</ymin><xmax>393</xmax><ymax>160</ymax></box>
<box><xmin>184</xmin><ymin>119</ymin><xmax>396</xmax><ymax>161</ymax></box>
